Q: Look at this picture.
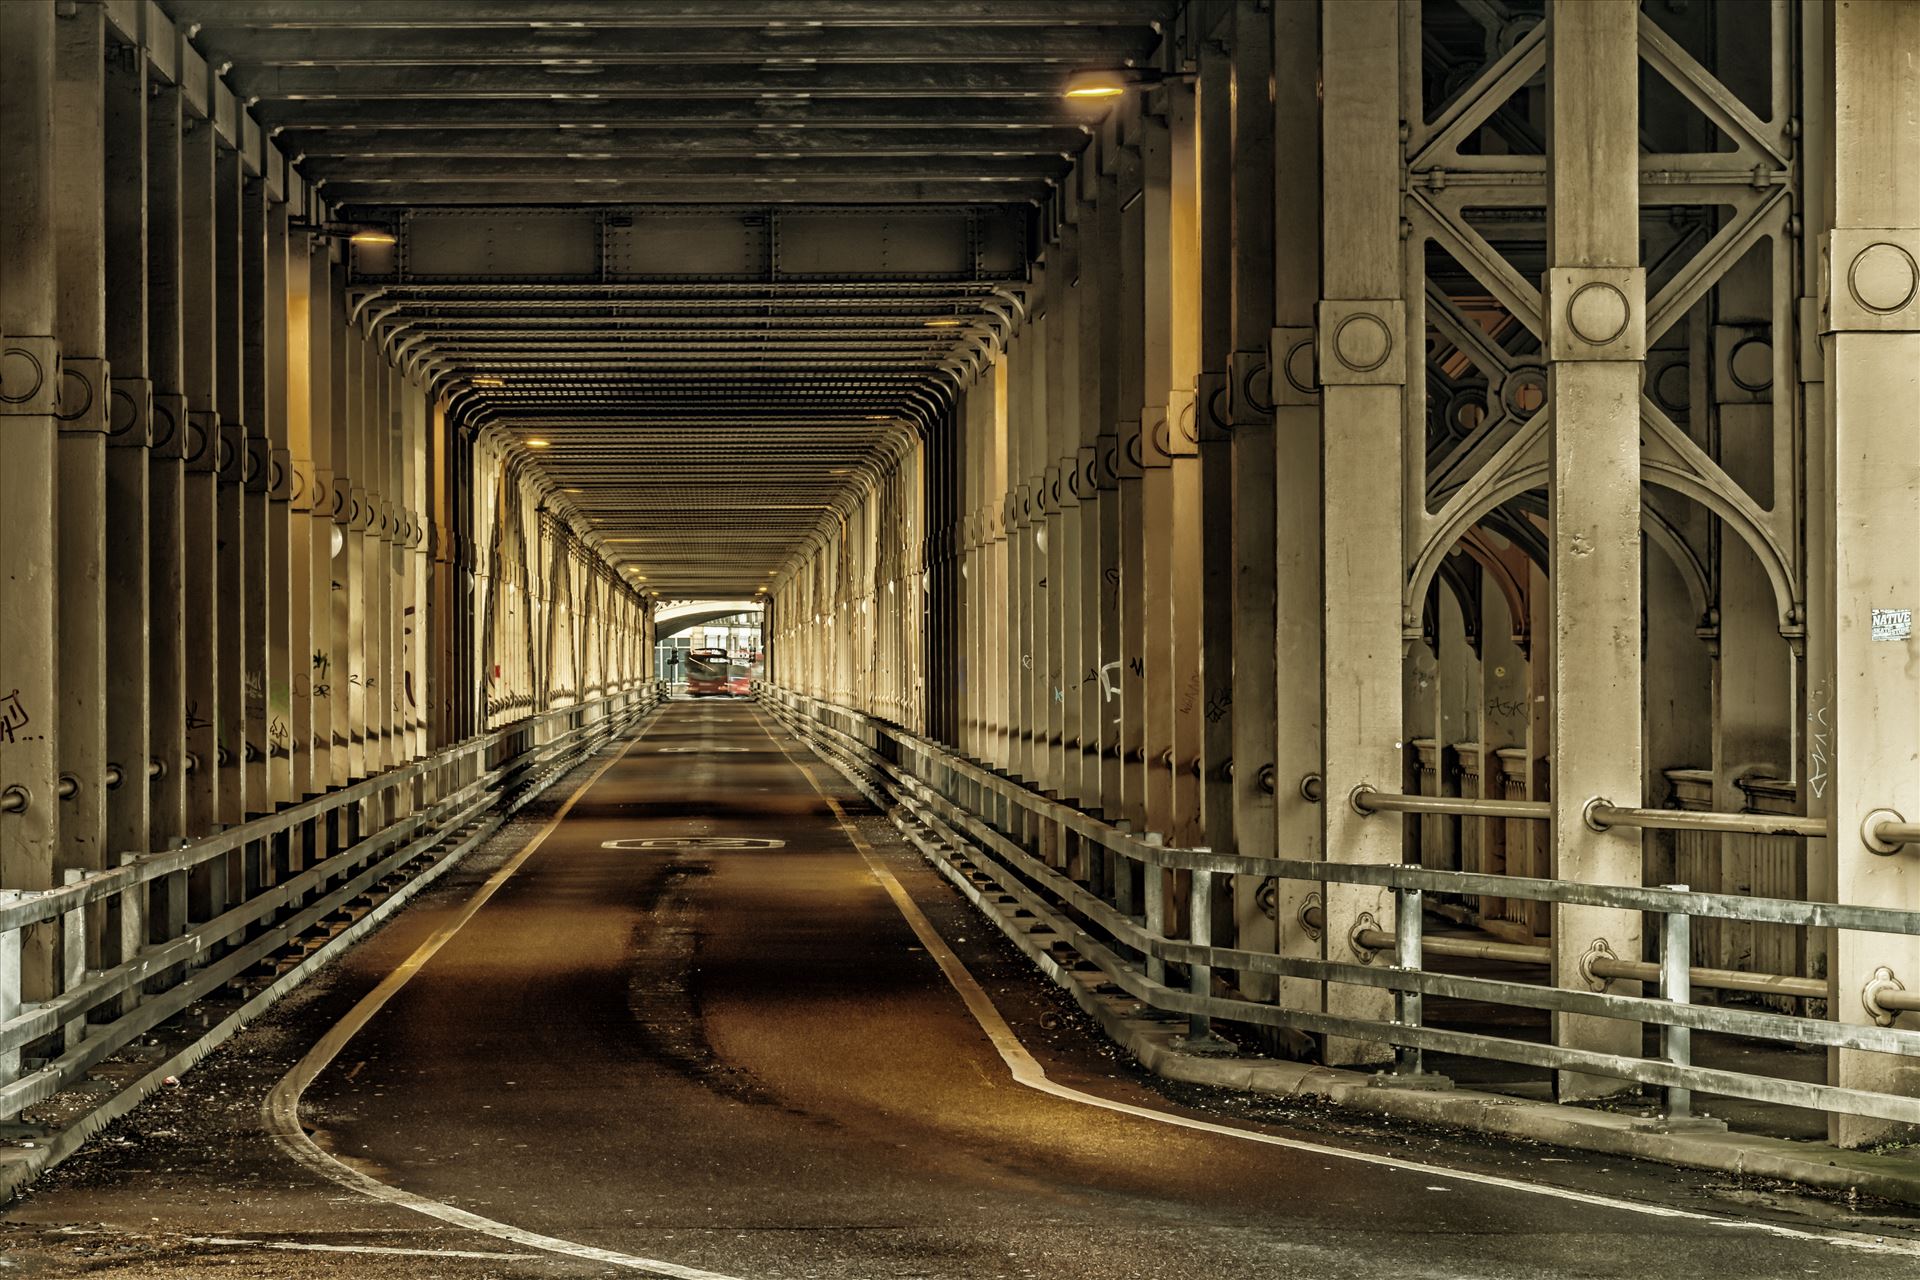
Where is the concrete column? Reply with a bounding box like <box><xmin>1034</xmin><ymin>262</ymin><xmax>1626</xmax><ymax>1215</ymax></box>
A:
<box><xmin>1545</xmin><ymin>0</ymin><xmax>1645</xmax><ymax>1099</ymax></box>
<box><xmin>0</xmin><ymin>1</ymin><xmax>62</xmax><ymax>997</ymax></box>
<box><xmin>52</xmin><ymin>0</ymin><xmax>112</xmax><ymax>885</ymax></box>
<box><xmin>1821</xmin><ymin>0</ymin><xmax>1920</xmax><ymax>1148</ymax></box>
<box><xmin>1316</xmin><ymin>0</ymin><xmax>1403</xmax><ymax>1065</ymax></box>
<box><xmin>1270</xmin><ymin>0</ymin><xmax>1325</xmax><ymax>1029</ymax></box>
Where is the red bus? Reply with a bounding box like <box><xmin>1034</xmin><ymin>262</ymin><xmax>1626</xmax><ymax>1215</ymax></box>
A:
<box><xmin>685</xmin><ymin>647</ymin><xmax>734</xmax><ymax>697</ymax></box>
<box><xmin>727</xmin><ymin>650</ymin><xmax>761</xmax><ymax>697</ymax></box>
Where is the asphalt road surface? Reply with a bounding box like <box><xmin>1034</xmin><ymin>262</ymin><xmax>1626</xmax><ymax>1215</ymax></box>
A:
<box><xmin>6</xmin><ymin>699</ymin><xmax>1920</xmax><ymax>1279</ymax></box>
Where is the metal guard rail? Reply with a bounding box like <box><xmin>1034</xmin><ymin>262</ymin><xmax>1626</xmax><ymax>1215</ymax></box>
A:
<box><xmin>0</xmin><ymin>685</ymin><xmax>663</xmax><ymax>1120</ymax></box>
<box><xmin>762</xmin><ymin>687</ymin><xmax>1920</xmax><ymax>1126</ymax></box>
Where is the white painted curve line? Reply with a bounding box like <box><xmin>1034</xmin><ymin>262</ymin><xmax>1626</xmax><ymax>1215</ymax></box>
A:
<box><xmin>761</xmin><ymin>716</ymin><xmax>1919</xmax><ymax>1260</ymax></box>
<box><xmin>262</xmin><ymin>716</ymin><xmax>748</xmax><ymax>1280</ymax></box>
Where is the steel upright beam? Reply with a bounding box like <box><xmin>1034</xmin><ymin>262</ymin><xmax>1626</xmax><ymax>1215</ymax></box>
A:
<box><xmin>1268</xmin><ymin>0</ymin><xmax>1324</xmax><ymax>1027</ymax></box>
<box><xmin>102</xmin><ymin>22</ymin><xmax>151</xmax><ymax>886</ymax></box>
<box><xmin>147</xmin><ymin>80</ymin><xmax>189</xmax><ymax>852</ymax></box>
<box><xmin>0</xmin><ymin>0</ymin><xmax>63</xmax><ymax>997</ymax></box>
<box><xmin>286</xmin><ymin>232</ymin><xmax>315</xmax><ymax>800</ymax></box>
<box><xmin>1193</xmin><ymin>15</ymin><xmax>1235</xmax><ymax>872</ymax></box>
<box><xmin>1544</xmin><ymin>0</ymin><xmax>1646</xmax><ymax>1100</ymax></box>
<box><xmin>1316</xmin><ymin>0</ymin><xmax>1404</xmax><ymax>1065</ymax></box>
<box><xmin>1227</xmin><ymin>0</ymin><xmax>1279</xmax><ymax>1004</ymax></box>
<box><xmin>52</xmin><ymin>0</ymin><xmax>112</xmax><ymax>887</ymax></box>
<box><xmin>214</xmin><ymin>145</ymin><xmax>246</xmax><ymax>832</ymax></box>
<box><xmin>1821</xmin><ymin>0</ymin><xmax>1920</xmax><ymax>1148</ymax></box>
<box><xmin>243</xmin><ymin>180</ymin><xmax>281</xmax><ymax>811</ymax></box>
<box><xmin>179</xmin><ymin>111</ymin><xmax>221</xmax><ymax>859</ymax></box>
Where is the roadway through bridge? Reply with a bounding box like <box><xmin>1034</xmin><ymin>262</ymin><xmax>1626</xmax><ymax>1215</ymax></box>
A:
<box><xmin>4</xmin><ymin>701</ymin><xmax>1919</xmax><ymax>1278</ymax></box>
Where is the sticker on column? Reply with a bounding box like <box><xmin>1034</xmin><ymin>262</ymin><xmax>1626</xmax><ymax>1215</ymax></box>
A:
<box><xmin>602</xmin><ymin>837</ymin><xmax>786</xmax><ymax>850</ymax></box>
<box><xmin>1872</xmin><ymin>608</ymin><xmax>1913</xmax><ymax>642</ymax></box>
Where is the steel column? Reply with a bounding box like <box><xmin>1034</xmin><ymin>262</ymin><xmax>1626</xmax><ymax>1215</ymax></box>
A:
<box><xmin>1820</xmin><ymin>0</ymin><xmax>1920</xmax><ymax>1147</ymax></box>
<box><xmin>1544</xmin><ymin>0</ymin><xmax>1646</xmax><ymax>1100</ymax></box>
<box><xmin>1315</xmin><ymin>0</ymin><xmax>1404</xmax><ymax>1066</ymax></box>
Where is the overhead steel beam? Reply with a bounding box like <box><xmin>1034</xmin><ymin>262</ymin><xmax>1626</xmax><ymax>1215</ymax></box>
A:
<box><xmin>225</xmin><ymin>62</ymin><xmax>1112</xmax><ymax>99</ymax></box>
<box><xmin>188</xmin><ymin>25</ymin><xmax>1161</xmax><ymax>64</ymax></box>
<box><xmin>163</xmin><ymin>1</ymin><xmax>1174</xmax><ymax>29</ymax></box>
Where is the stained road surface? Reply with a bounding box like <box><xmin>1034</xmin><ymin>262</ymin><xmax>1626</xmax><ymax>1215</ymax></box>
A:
<box><xmin>8</xmin><ymin>699</ymin><xmax>1920</xmax><ymax>1277</ymax></box>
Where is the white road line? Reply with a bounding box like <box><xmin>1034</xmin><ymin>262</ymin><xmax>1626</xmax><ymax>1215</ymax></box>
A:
<box><xmin>762</xmin><ymin>718</ymin><xmax>1919</xmax><ymax>1260</ymax></box>
<box><xmin>262</xmin><ymin>715</ymin><xmax>749</xmax><ymax>1280</ymax></box>
<box><xmin>188</xmin><ymin>1236</ymin><xmax>540</xmax><ymax>1260</ymax></box>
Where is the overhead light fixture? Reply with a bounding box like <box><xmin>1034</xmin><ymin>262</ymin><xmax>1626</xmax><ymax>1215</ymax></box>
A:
<box><xmin>525</xmin><ymin>438</ymin><xmax>551</xmax><ymax>449</ymax></box>
<box><xmin>924</xmin><ymin>318</ymin><xmax>963</xmax><ymax>328</ymax></box>
<box><xmin>470</xmin><ymin>375</ymin><xmax>505</xmax><ymax>388</ymax></box>
<box><xmin>348</xmin><ymin>228</ymin><xmax>397</xmax><ymax>247</ymax></box>
<box><xmin>562</xmin><ymin>487</ymin><xmax>583</xmax><ymax>493</ymax></box>
<box><xmin>1063</xmin><ymin>67</ymin><xmax>1193</xmax><ymax>101</ymax></box>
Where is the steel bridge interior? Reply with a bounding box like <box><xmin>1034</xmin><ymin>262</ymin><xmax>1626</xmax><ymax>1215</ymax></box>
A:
<box><xmin>2</xmin><ymin>0</ymin><xmax>1920</xmax><ymax>1191</ymax></box>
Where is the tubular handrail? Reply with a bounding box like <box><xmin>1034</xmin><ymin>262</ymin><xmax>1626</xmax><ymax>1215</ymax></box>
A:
<box><xmin>1584</xmin><ymin>800</ymin><xmax>1827</xmax><ymax>838</ymax></box>
<box><xmin>1350</xmin><ymin>787</ymin><xmax>1550</xmax><ymax>821</ymax></box>
<box><xmin>0</xmin><ymin>684</ymin><xmax>662</xmax><ymax>1119</ymax></box>
<box><xmin>762</xmin><ymin>686</ymin><xmax>1920</xmax><ymax>1127</ymax></box>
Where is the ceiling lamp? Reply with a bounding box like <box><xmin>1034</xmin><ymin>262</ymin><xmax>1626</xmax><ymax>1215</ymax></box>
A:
<box><xmin>525</xmin><ymin>438</ymin><xmax>551</xmax><ymax>449</ymax></box>
<box><xmin>470</xmin><ymin>375</ymin><xmax>505</xmax><ymax>388</ymax></box>
<box><xmin>348</xmin><ymin>228</ymin><xmax>397</xmax><ymax>247</ymax></box>
<box><xmin>1063</xmin><ymin>67</ymin><xmax>1193</xmax><ymax>101</ymax></box>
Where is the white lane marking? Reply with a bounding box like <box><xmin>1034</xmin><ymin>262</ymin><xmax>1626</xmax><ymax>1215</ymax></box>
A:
<box><xmin>189</xmin><ymin>1236</ymin><xmax>539</xmax><ymax>1260</ymax></box>
<box><xmin>263</xmin><ymin>715</ymin><xmax>749</xmax><ymax>1280</ymax></box>
<box><xmin>760</xmin><ymin>717</ymin><xmax>1919</xmax><ymax>1260</ymax></box>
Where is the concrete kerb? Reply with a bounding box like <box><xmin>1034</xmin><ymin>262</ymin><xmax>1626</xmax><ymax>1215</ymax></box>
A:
<box><xmin>831</xmin><ymin>737</ymin><xmax>1920</xmax><ymax>1208</ymax></box>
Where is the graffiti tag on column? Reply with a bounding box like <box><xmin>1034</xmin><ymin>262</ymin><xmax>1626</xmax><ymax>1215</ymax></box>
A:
<box><xmin>1096</xmin><ymin>661</ymin><xmax>1123</xmax><ymax>701</ymax></box>
<box><xmin>267</xmin><ymin>717</ymin><xmax>290</xmax><ymax>756</ymax></box>
<box><xmin>0</xmin><ymin>689</ymin><xmax>28</xmax><ymax>745</ymax></box>
<box><xmin>1808</xmin><ymin>678</ymin><xmax>1832</xmax><ymax>800</ymax></box>
<box><xmin>1204</xmin><ymin>687</ymin><xmax>1232</xmax><ymax>725</ymax></box>
<box><xmin>185</xmin><ymin>701</ymin><xmax>212</xmax><ymax>731</ymax></box>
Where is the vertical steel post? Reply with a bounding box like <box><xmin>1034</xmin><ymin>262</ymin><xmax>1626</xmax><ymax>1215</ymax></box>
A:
<box><xmin>1821</xmin><ymin>0</ymin><xmax>1920</xmax><ymax>1148</ymax></box>
<box><xmin>1395</xmin><ymin>885</ymin><xmax>1424</xmax><ymax>1076</ymax></box>
<box><xmin>1269</xmin><ymin>0</ymin><xmax>1325</xmax><ymax>1033</ymax></box>
<box><xmin>1545</xmin><ymin>0</ymin><xmax>1646</xmax><ymax>1100</ymax></box>
<box><xmin>52</xmin><ymin>1</ymin><xmax>111</xmax><ymax>912</ymax></box>
<box><xmin>1660</xmin><ymin>886</ymin><xmax>1692</xmax><ymax>1119</ymax></box>
<box><xmin>1316</xmin><ymin>0</ymin><xmax>1404</xmax><ymax>1066</ymax></box>
<box><xmin>0</xmin><ymin>2</ymin><xmax>62</xmax><ymax>1000</ymax></box>
<box><xmin>102</xmin><ymin>25</ymin><xmax>151</xmax><ymax>924</ymax></box>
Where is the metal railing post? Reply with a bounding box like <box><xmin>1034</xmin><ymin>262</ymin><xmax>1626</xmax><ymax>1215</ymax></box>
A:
<box><xmin>1395</xmin><ymin>885</ymin><xmax>1424</xmax><ymax>1076</ymax></box>
<box><xmin>1142</xmin><ymin>832</ymin><xmax>1165</xmax><ymax>986</ymax></box>
<box><xmin>1661</xmin><ymin>884</ymin><xmax>1692</xmax><ymax>1119</ymax></box>
<box><xmin>0</xmin><ymin>893</ymin><xmax>22</xmax><ymax>1088</ymax></box>
<box><xmin>61</xmin><ymin>871</ymin><xmax>87</xmax><ymax>1052</ymax></box>
<box><xmin>1189</xmin><ymin>868</ymin><xmax>1213</xmax><ymax>1040</ymax></box>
